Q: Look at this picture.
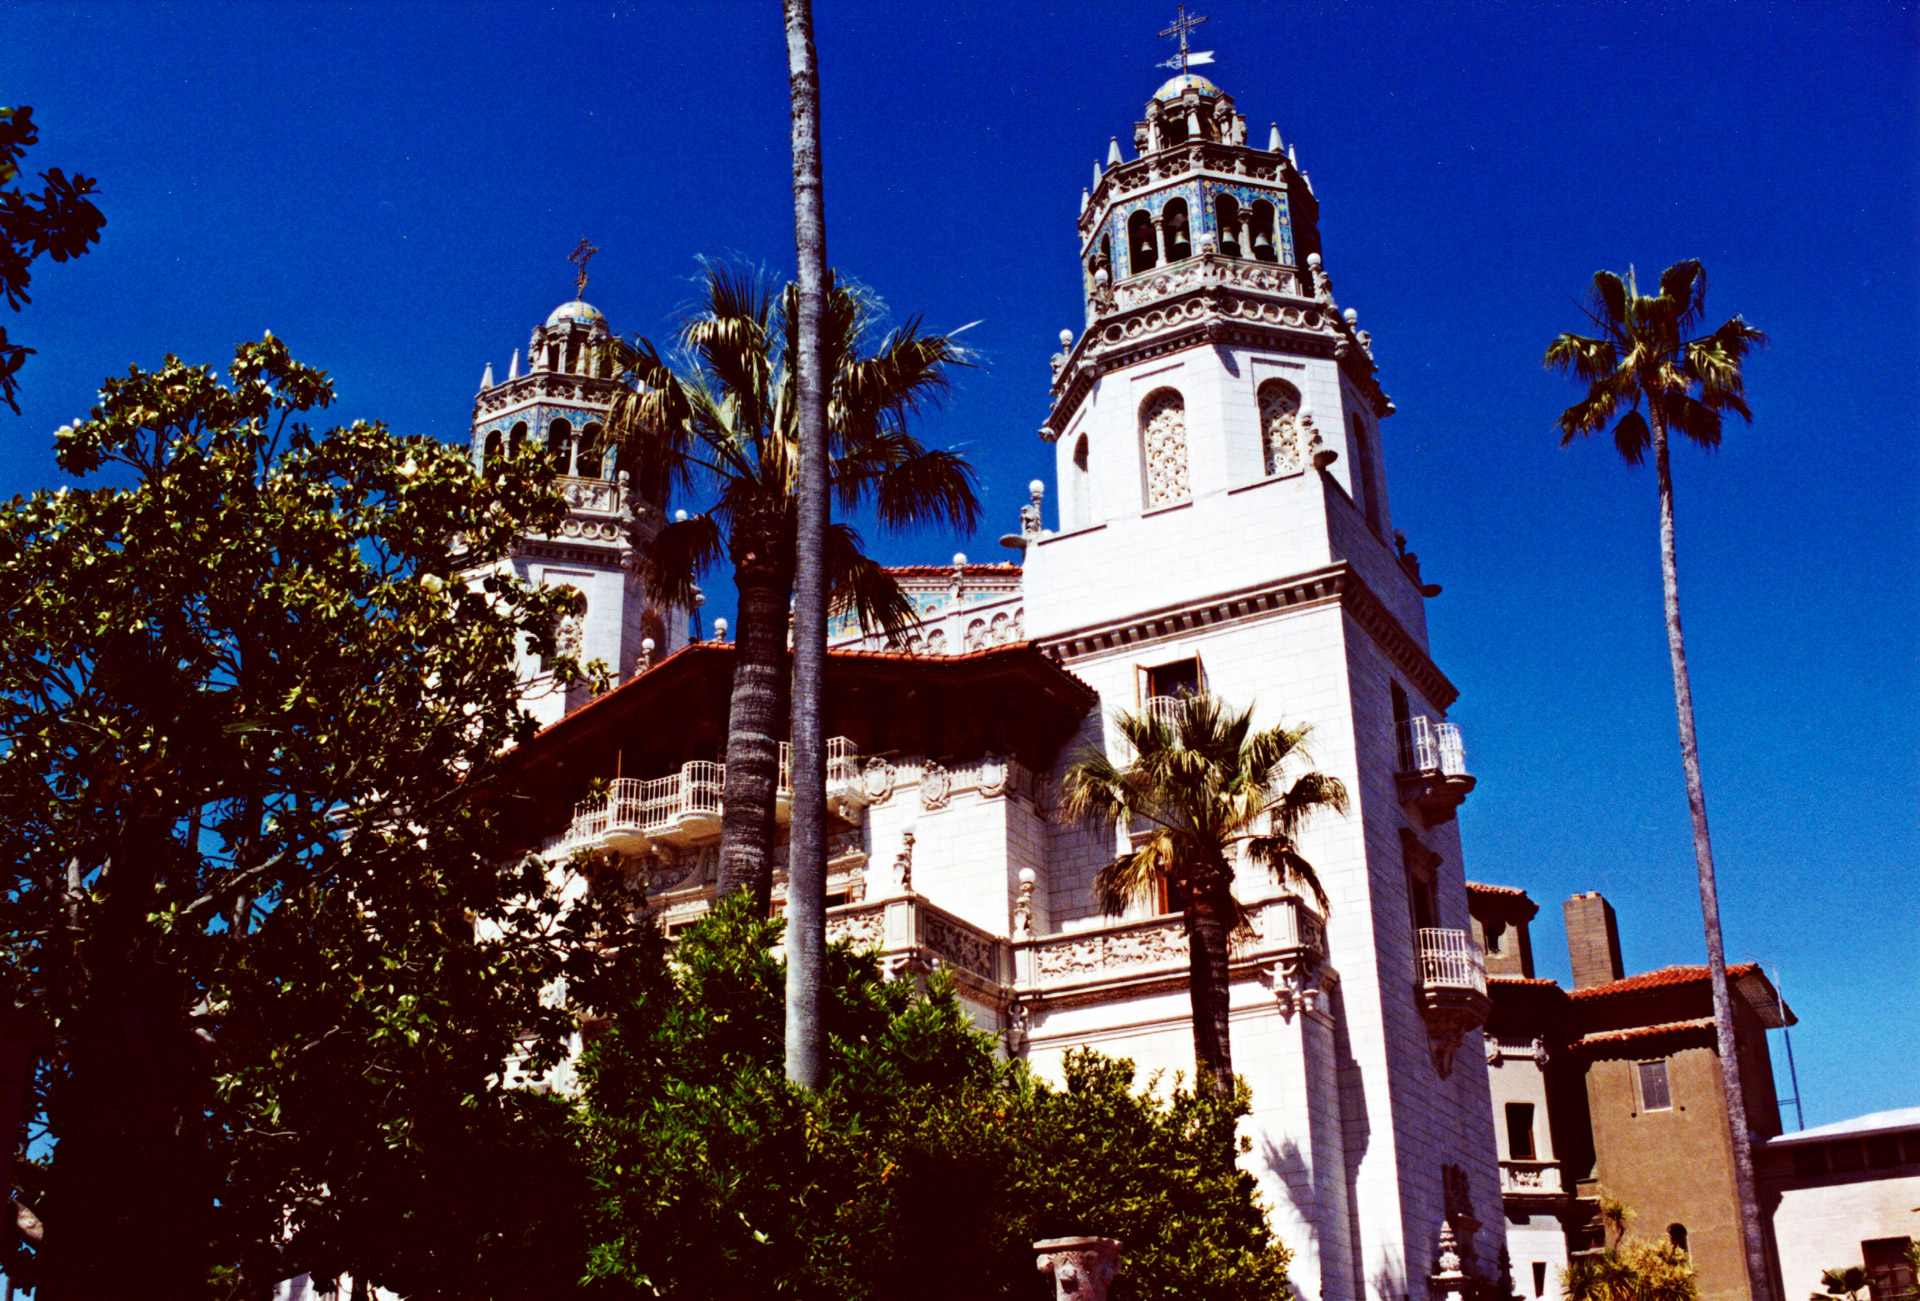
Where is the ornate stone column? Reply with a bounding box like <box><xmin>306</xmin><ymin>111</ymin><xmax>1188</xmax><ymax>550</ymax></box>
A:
<box><xmin>1034</xmin><ymin>1237</ymin><xmax>1122</xmax><ymax>1301</ymax></box>
<box><xmin>1236</xmin><ymin>209</ymin><xmax>1253</xmax><ymax>262</ymax></box>
<box><xmin>1150</xmin><ymin>212</ymin><xmax>1167</xmax><ymax>266</ymax></box>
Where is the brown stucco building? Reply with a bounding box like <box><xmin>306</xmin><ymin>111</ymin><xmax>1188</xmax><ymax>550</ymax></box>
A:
<box><xmin>1468</xmin><ymin>886</ymin><xmax>1792</xmax><ymax>1301</ymax></box>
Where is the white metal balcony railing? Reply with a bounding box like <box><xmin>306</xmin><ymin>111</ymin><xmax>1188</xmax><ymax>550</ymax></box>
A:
<box><xmin>777</xmin><ymin>736</ymin><xmax>859</xmax><ymax>796</ymax></box>
<box><xmin>550</xmin><ymin>737</ymin><xmax>858</xmax><ymax>857</ymax></box>
<box><xmin>1417</xmin><ymin>928</ymin><xmax>1487</xmax><ymax>995</ymax></box>
<box><xmin>1398</xmin><ymin>715</ymin><xmax>1467</xmax><ymax>776</ymax></box>
<box><xmin>1145</xmin><ymin>694</ymin><xmax>1185</xmax><ymax>730</ymax></box>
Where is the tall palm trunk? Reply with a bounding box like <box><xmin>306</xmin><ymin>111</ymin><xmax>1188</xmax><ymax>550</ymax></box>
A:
<box><xmin>1649</xmin><ymin>399</ymin><xmax>1770</xmax><ymax>1296</ymax></box>
<box><xmin>715</xmin><ymin>526</ymin><xmax>790</xmax><ymax>911</ymax></box>
<box><xmin>1188</xmin><ymin>873</ymin><xmax>1236</xmax><ymax>1099</ymax></box>
<box><xmin>781</xmin><ymin>0</ymin><xmax>830</xmax><ymax>1090</ymax></box>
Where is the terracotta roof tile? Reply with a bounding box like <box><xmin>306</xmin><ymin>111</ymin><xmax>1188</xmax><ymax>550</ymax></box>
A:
<box><xmin>1568</xmin><ymin>963</ymin><xmax>1759</xmax><ymax>1001</ymax></box>
<box><xmin>1489</xmin><ymin>976</ymin><xmax>1561</xmax><ymax>988</ymax></box>
<box><xmin>1579</xmin><ymin>1016</ymin><xmax>1717</xmax><ymax>1048</ymax></box>
<box><xmin>886</xmin><ymin>562</ymin><xmax>1022</xmax><ymax>578</ymax></box>
<box><xmin>1467</xmin><ymin>881</ymin><xmax>1532</xmax><ymax>900</ymax></box>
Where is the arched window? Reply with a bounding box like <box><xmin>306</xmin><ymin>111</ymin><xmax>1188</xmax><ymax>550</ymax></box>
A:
<box><xmin>1250</xmin><ymin>200</ymin><xmax>1278</xmax><ymax>263</ymax></box>
<box><xmin>1257</xmin><ymin>379</ymin><xmax>1303</xmax><ymax>475</ymax></box>
<box><xmin>1215</xmin><ymin>195</ymin><xmax>1241</xmax><ymax>257</ymax></box>
<box><xmin>545</xmin><ymin>342</ymin><xmax>561</xmax><ymax>371</ymax></box>
<box><xmin>1070</xmin><ymin>432</ymin><xmax>1091</xmax><ymax>527</ymax></box>
<box><xmin>546</xmin><ymin>417</ymin><xmax>573</xmax><ymax>474</ymax></box>
<box><xmin>1139</xmin><ymin>388</ymin><xmax>1189</xmax><ymax>508</ymax></box>
<box><xmin>508</xmin><ymin>420</ymin><xmax>529</xmax><ymax>457</ymax></box>
<box><xmin>482</xmin><ymin>428</ymin><xmax>503</xmax><ymax>463</ymax></box>
<box><xmin>1098</xmin><ymin>233</ymin><xmax>1112</xmax><ymax>275</ymax></box>
<box><xmin>1667</xmin><ymin>1224</ymin><xmax>1688</xmax><ymax>1253</ymax></box>
<box><xmin>1351</xmin><ymin>413</ymin><xmax>1382</xmax><ymax>535</ymax></box>
<box><xmin>1127</xmin><ymin>210</ymin><xmax>1158</xmax><ymax>276</ymax></box>
<box><xmin>577</xmin><ymin>422</ymin><xmax>605</xmax><ymax>479</ymax></box>
<box><xmin>1162</xmin><ymin>199</ymin><xmax>1192</xmax><ymax>262</ymax></box>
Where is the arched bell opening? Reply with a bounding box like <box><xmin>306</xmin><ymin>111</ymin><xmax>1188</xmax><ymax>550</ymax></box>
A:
<box><xmin>1070</xmin><ymin>432</ymin><xmax>1091</xmax><ymax>528</ymax></box>
<box><xmin>1250</xmin><ymin>200</ymin><xmax>1279</xmax><ymax>263</ymax></box>
<box><xmin>482</xmin><ymin>428</ymin><xmax>503</xmax><ymax>464</ymax></box>
<box><xmin>1215</xmin><ymin>195</ymin><xmax>1241</xmax><ymax>258</ymax></box>
<box><xmin>546</xmin><ymin>417</ymin><xmax>573</xmax><ymax>474</ymax></box>
<box><xmin>1162</xmin><ymin>198</ymin><xmax>1192</xmax><ymax>262</ymax></box>
<box><xmin>508</xmin><ymin>420</ymin><xmax>529</xmax><ymax>457</ymax></box>
<box><xmin>577</xmin><ymin>422</ymin><xmax>605</xmax><ymax>480</ymax></box>
<box><xmin>1127</xmin><ymin>210</ymin><xmax>1158</xmax><ymax>276</ymax></box>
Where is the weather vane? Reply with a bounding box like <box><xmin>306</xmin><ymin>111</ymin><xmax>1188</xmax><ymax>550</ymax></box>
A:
<box><xmin>568</xmin><ymin>238</ymin><xmax>599</xmax><ymax>300</ymax></box>
<box><xmin>1157</xmin><ymin>5</ymin><xmax>1213</xmax><ymax>72</ymax></box>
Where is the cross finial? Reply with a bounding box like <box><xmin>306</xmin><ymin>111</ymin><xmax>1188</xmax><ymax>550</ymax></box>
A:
<box><xmin>568</xmin><ymin>238</ymin><xmax>599</xmax><ymax>300</ymax></box>
<box><xmin>1157</xmin><ymin>5</ymin><xmax>1208</xmax><ymax>72</ymax></box>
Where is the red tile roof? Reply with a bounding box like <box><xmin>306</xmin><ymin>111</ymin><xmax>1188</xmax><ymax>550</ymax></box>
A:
<box><xmin>1488</xmin><ymin>976</ymin><xmax>1561</xmax><ymax>988</ymax></box>
<box><xmin>1568</xmin><ymin>963</ymin><xmax>1759</xmax><ymax>1001</ymax></box>
<box><xmin>1579</xmin><ymin>1016</ymin><xmax>1718</xmax><ymax>1048</ymax></box>
<box><xmin>1467</xmin><ymin>881</ymin><xmax>1532</xmax><ymax>900</ymax></box>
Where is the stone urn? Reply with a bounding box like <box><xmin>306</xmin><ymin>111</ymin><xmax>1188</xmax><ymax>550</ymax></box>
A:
<box><xmin>1034</xmin><ymin>1236</ymin><xmax>1122</xmax><ymax>1301</ymax></box>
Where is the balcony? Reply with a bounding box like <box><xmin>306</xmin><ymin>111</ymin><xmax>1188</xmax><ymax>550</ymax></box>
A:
<box><xmin>1498</xmin><ymin>1160</ymin><xmax>1566</xmax><ymax>1203</ymax></box>
<box><xmin>547</xmin><ymin>737</ymin><xmax>862</xmax><ymax>858</ymax></box>
<box><xmin>1395</xmin><ymin>715</ymin><xmax>1475</xmax><ymax>827</ymax></box>
<box><xmin>1417</xmin><ymin>927</ymin><xmax>1490</xmax><ymax>1078</ymax></box>
<box><xmin>1144</xmin><ymin>694</ymin><xmax>1185</xmax><ymax>730</ymax></box>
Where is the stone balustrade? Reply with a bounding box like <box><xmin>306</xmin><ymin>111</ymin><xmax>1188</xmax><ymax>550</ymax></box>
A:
<box><xmin>1498</xmin><ymin>1159</ymin><xmax>1564</xmax><ymax>1199</ymax></box>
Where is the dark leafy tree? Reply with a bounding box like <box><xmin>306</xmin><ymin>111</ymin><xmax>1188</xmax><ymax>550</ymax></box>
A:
<box><xmin>1545</xmin><ymin>262</ymin><xmax>1768</xmax><ymax>1287</ymax></box>
<box><xmin>1061</xmin><ymin>692</ymin><xmax>1347</xmax><ymax>1098</ymax></box>
<box><xmin>603</xmin><ymin>266</ymin><xmax>980</xmax><ymax>911</ymax></box>
<box><xmin>0</xmin><ymin>338</ymin><xmax>639</xmax><ymax>1297</ymax></box>
<box><xmin>0</xmin><ymin>106</ymin><xmax>104</xmax><ymax>413</ymax></box>
<box><xmin>578</xmin><ymin>894</ymin><xmax>1296</xmax><ymax>1301</ymax></box>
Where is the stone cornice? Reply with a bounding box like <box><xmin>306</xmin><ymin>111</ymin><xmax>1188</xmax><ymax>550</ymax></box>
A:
<box><xmin>473</xmin><ymin>371</ymin><xmax>622</xmax><ymax>421</ymax></box>
<box><xmin>1036</xmin><ymin>560</ymin><xmax>1457</xmax><ymax>710</ymax></box>
<box><xmin>1044</xmin><ymin>273</ymin><xmax>1389</xmax><ymax>440</ymax></box>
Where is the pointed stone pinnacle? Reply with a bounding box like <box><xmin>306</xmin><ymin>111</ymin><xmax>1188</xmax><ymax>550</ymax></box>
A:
<box><xmin>481</xmin><ymin>363</ymin><xmax>494</xmax><ymax>390</ymax></box>
<box><xmin>507</xmin><ymin>348</ymin><xmax>520</xmax><ymax>381</ymax></box>
<box><xmin>1268</xmin><ymin>123</ymin><xmax>1282</xmax><ymax>152</ymax></box>
<box><xmin>1107</xmin><ymin>137</ymin><xmax>1122</xmax><ymax>166</ymax></box>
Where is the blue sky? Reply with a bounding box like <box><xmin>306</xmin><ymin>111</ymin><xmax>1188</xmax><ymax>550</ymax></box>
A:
<box><xmin>3</xmin><ymin>0</ymin><xmax>1914</xmax><ymax>1128</ymax></box>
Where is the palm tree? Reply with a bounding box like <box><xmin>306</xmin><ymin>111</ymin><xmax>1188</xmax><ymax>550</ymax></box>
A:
<box><xmin>603</xmin><ymin>264</ymin><xmax>979</xmax><ymax>916</ymax></box>
<box><xmin>1060</xmin><ymin>691</ymin><xmax>1348</xmax><ymax>1097</ymax></box>
<box><xmin>1544</xmin><ymin>260</ymin><xmax>1768</xmax><ymax>1292</ymax></box>
<box><xmin>782</xmin><ymin>0</ymin><xmax>832</xmax><ymax>1090</ymax></box>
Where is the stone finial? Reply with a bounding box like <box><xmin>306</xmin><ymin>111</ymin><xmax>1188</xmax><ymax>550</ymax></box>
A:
<box><xmin>480</xmin><ymin>362</ymin><xmax>494</xmax><ymax>390</ymax></box>
<box><xmin>1287</xmin><ymin>143</ymin><xmax>1299</xmax><ymax>167</ymax></box>
<box><xmin>1013</xmin><ymin>866</ymin><xmax>1038</xmax><ymax>939</ymax></box>
<box><xmin>713</xmin><ymin>617</ymin><xmax>727</xmax><ymax>641</ymax></box>
<box><xmin>1108</xmin><ymin>137</ymin><xmax>1123</xmax><ymax>167</ymax></box>
<box><xmin>1079</xmin><ymin>188</ymin><xmax>1090</xmax><ymax>216</ymax></box>
<box><xmin>1430</xmin><ymin>1222</ymin><xmax>1468</xmax><ymax>1301</ymax></box>
<box><xmin>1093</xmin><ymin>158</ymin><xmax>1103</xmax><ymax>185</ymax></box>
<box><xmin>1268</xmin><ymin>122</ymin><xmax>1282</xmax><ymax>152</ymax></box>
<box><xmin>1035</xmin><ymin>1237</ymin><xmax>1122</xmax><ymax>1301</ymax></box>
<box><xmin>507</xmin><ymin>348</ymin><xmax>521</xmax><ymax>381</ymax></box>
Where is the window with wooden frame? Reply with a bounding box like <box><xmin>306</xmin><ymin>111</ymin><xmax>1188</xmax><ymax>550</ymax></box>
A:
<box><xmin>1636</xmin><ymin>1059</ymin><xmax>1672</xmax><ymax>1112</ymax></box>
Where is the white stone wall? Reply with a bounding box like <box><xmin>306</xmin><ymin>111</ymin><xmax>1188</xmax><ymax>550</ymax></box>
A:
<box><xmin>1767</xmin><ymin>1169</ymin><xmax>1920</xmax><ymax>1300</ymax></box>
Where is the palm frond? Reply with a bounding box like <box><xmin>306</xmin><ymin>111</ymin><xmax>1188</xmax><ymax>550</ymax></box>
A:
<box><xmin>821</xmin><ymin>522</ymin><xmax>918</xmax><ymax>639</ymax></box>
<box><xmin>638</xmin><ymin>514</ymin><xmax>725</xmax><ymax>609</ymax></box>
<box><xmin>1658</xmin><ymin>260</ymin><xmax>1705</xmax><ymax>327</ymax></box>
<box><xmin>1667</xmin><ymin>395</ymin><xmax>1724</xmax><ymax>451</ymax></box>
<box><xmin>1093</xmin><ymin>838</ymin><xmax>1174</xmax><ymax>916</ymax></box>
<box><xmin>1543</xmin><ymin>333</ymin><xmax>1619</xmax><ymax>385</ymax></box>
<box><xmin>1611</xmin><ymin>409</ymin><xmax>1651</xmax><ymax>465</ymax></box>
<box><xmin>1589</xmin><ymin>270</ymin><xmax>1629</xmax><ymax>327</ymax></box>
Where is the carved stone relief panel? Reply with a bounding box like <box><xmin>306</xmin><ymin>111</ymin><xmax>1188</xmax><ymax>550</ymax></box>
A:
<box><xmin>1258</xmin><ymin>379</ymin><xmax>1304</xmax><ymax>475</ymax></box>
<box><xmin>1140</xmin><ymin>388</ymin><xmax>1189</xmax><ymax>507</ymax></box>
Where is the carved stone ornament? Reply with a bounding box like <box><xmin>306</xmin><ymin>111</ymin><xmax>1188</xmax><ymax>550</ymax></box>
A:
<box><xmin>1269</xmin><ymin>953</ymin><xmax>1321</xmax><ymax>1020</ymax></box>
<box><xmin>1141</xmin><ymin>389</ymin><xmax>1189</xmax><ymax>508</ymax></box>
<box><xmin>1035</xmin><ymin>1237</ymin><xmax>1123</xmax><ymax>1301</ymax></box>
<box><xmin>966</xmin><ymin>618</ymin><xmax>988</xmax><ymax>651</ymax></box>
<box><xmin>919</xmin><ymin>762</ymin><xmax>952</xmax><ymax>810</ymax></box>
<box><xmin>1258</xmin><ymin>380</ymin><xmax>1304</xmax><ymax>475</ymax></box>
<box><xmin>979</xmin><ymin>755</ymin><xmax>1009</xmax><ymax>798</ymax></box>
<box><xmin>861</xmin><ymin>758</ymin><xmax>895</xmax><ymax>803</ymax></box>
<box><xmin>922</xmin><ymin>911</ymin><xmax>995</xmax><ymax>978</ymax></box>
<box><xmin>1430</xmin><ymin>1221</ymin><xmax>1467</xmax><ymax>1301</ymax></box>
<box><xmin>1004</xmin><ymin>1000</ymin><xmax>1031</xmax><ymax>1054</ymax></box>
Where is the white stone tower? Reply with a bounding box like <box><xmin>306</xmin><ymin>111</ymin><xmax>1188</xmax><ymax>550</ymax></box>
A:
<box><xmin>1021</xmin><ymin>71</ymin><xmax>1505</xmax><ymax>1301</ymax></box>
<box><xmin>469</xmin><ymin>298</ymin><xmax>680</xmax><ymax>727</ymax></box>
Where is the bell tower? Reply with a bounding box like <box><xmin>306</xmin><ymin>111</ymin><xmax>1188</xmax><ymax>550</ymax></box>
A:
<box><xmin>469</xmin><ymin>290</ymin><xmax>680</xmax><ymax>728</ymax></box>
<box><xmin>1023</xmin><ymin>63</ymin><xmax>1503</xmax><ymax>1301</ymax></box>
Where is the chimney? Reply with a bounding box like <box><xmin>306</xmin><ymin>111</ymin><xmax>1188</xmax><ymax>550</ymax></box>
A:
<box><xmin>1564</xmin><ymin>891</ymin><xmax>1625</xmax><ymax>989</ymax></box>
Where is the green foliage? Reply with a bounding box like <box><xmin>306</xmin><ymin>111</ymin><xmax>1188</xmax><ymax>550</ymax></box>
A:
<box><xmin>1561</xmin><ymin>1197</ymin><xmax>1698</xmax><ymax>1301</ymax></box>
<box><xmin>0</xmin><ymin>105</ymin><xmax>105</xmax><ymax>412</ymax></box>
<box><xmin>1542</xmin><ymin>261</ymin><xmax>1765</xmax><ymax>461</ymax></box>
<box><xmin>1814</xmin><ymin>1265</ymin><xmax>1870</xmax><ymax>1301</ymax></box>
<box><xmin>577</xmin><ymin>894</ymin><xmax>1294</xmax><ymax>1301</ymax></box>
<box><xmin>603</xmin><ymin>262</ymin><xmax>982</xmax><ymax>640</ymax></box>
<box><xmin>0</xmin><ymin>337</ymin><xmax>644</xmax><ymax>1295</ymax></box>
